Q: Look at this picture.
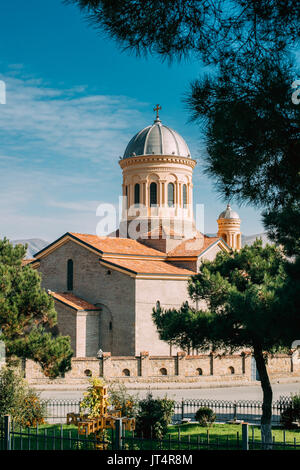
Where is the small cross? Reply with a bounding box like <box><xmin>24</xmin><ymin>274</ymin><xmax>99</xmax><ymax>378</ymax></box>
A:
<box><xmin>153</xmin><ymin>104</ymin><xmax>162</xmax><ymax>120</ymax></box>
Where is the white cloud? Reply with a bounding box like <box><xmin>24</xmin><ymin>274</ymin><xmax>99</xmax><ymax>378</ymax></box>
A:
<box><xmin>48</xmin><ymin>200</ymin><xmax>101</xmax><ymax>212</ymax></box>
<box><xmin>0</xmin><ymin>71</ymin><xmax>147</xmax><ymax>163</ymax></box>
<box><xmin>0</xmin><ymin>68</ymin><xmax>264</xmax><ymax>239</ymax></box>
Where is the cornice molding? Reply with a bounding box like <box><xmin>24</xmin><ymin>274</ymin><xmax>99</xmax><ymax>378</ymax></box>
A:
<box><xmin>119</xmin><ymin>154</ymin><xmax>197</xmax><ymax>170</ymax></box>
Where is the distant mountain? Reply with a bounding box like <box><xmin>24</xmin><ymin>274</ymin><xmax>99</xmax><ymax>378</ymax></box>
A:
<box><xmin>206</xmin><ymin>232</ymin><xmax>272</xmax><ymax>247</ymax></box>
<box><xmin>241</xmin><ymin>232</ymin><xmax>271</xmax><ymax>247</ymax></box>
<box><xmin>11</xmin><ymin>238</ymin><xmax>49</xmax><ymax>259</ymax></box>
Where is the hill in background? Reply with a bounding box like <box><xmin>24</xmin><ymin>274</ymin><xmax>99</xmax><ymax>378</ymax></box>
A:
<box><xmin>241</xmin><ymin>232</ymin><xmax>271</xmax><ymax>247</ymax></box>
<box><xmin>12</xmin><ymin>232</ymin><xmax>271</xmax><ymax>259</ymax></box>
<box><xmin>11</xmin><ymin>238</ymin><xmax>49</xmax><ymax>259</ymax></box>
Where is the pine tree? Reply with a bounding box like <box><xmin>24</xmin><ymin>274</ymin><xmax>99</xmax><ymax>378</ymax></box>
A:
<box><xmin>153</xmin><ymin>241</ymin><xmax>300</xmax><ymax>447</ymax></box>
<box><xmin>0</xmin><ymin>238</ymin><xmax>73</xmax><ymax>378</ymax></box>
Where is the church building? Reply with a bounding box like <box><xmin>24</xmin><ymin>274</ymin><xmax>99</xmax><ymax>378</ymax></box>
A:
<box><xmin>31</xmin><ymin>107</ymin><xmax>242</xmax><ymax>359</ymax></box>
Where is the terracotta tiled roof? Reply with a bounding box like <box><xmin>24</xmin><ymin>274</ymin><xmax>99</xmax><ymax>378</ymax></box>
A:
<box><xmin>21</xmin><ymin>259</ymin><xmax>35</xmax><ymax>266</ymax></box>
<box><xmin>49</xmin><ymin>292</ymin><xmax>100</xmax><ymax>311</ymax></box>
<box><xmin>69</xmin><ymin>232</ymin><xmax>164</xmax><ymax>257</ymax></box>
<box><xmin>101</xmin><ymin>258</ymin><xmax>195</xmax><ymax>276</ymax></box>
<box><xmin>167</xmin><ymin>235</ymin><xmax>221</xmax><ymax>257</ymax></box>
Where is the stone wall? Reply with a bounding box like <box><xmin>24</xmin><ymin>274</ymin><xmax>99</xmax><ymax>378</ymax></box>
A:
<box><xmin>25</xmin><ymin>352</ymin><xmax>300</xmax><ymax>386</ymax></box>
<box><xmin>37</xmin><ymin>239</ymin><xmax>136</xmax><ymax>356</ymax></box>
<box><xmin>135</xmin><ymin>278</ymin><xmax>192</xmax><ymax>356</ymax></box>
<box><xmin>55</xmin><ymin>302</ymin><xmax>77</xmax><ymax>353</ymax></box>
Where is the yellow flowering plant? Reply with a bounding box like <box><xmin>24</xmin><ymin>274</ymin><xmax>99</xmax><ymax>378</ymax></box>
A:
<box><xmin>80</xmin><ymin>377</ymin><xmax>109</xmax><ymax>418</ymax></box>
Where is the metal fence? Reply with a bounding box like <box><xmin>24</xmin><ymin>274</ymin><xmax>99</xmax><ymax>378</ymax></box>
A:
<box><xmin>41</xmin><ymin>400</ymin><xmax>82</xmax><ymax>423</ymax></box>
<box><xmin>41</xmin><ymin>396</ymin><xmax>292</xmax><ymax>425</ymax></box>
<box><xmin>173</xmin><ymin>397</ymin><xmax>292</xmax><ymax>425</ymax></box>
<box><xmin>0</xmin><ymin>415</ymin><xmax>113</xmax><ymax>451</ymax></box>
<box><xmin>1</xmin><ymin>415</ymin><xmax>300</xmax><ymax>451</ymax></box>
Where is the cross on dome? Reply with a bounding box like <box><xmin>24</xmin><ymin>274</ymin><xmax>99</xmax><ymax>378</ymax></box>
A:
<box><xmin>153</xmin><ymin>104</ymin><xmax>162</xmax><ymax>121</ymax></box>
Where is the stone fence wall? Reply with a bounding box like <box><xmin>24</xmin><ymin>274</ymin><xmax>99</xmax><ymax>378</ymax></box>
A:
<box><xmin>25</xmin><ymin>351</ymin><xmax>300</xmax><ymax>386</ymax></box>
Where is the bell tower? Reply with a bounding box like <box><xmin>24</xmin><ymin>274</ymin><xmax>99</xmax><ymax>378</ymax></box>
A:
<box><xmin>217</xmin><ymin>204</ymin><xmax>242</xmax><ymax>251</ymax></box>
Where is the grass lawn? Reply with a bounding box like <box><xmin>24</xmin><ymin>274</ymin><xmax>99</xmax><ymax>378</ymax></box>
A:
<box><xmin>3</xmin><ymin>422</ymin><xmax>300</xmax><ymax>451</ymax></box>
<box><xmin>165</xmin><ymin>423</ymin><xmax>300</xmax><ymax>450</ymax></box>
<box><xmin>123</xmin><ymin>423</ymin><xmax>300</xmax><ymax>451</ymax></box>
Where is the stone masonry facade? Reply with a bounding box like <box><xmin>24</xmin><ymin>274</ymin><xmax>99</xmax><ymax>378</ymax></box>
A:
<box><xmin>25</xmin><ymin>352</ymin><xmax>300</xmax><ymax>386</ymax></box>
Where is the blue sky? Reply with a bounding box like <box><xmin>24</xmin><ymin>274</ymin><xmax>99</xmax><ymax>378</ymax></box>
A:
<box><xmin>0</xmin><ymin>0</ymin><xmax>265</xmax><ymax>242</ymax></box>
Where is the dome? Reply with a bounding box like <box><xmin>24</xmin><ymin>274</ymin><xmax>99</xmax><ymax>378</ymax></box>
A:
<box><xmin>218</xmin><ymin>204</ymin><xmax>240</xmax><ymax>220</ymax></box>
<box><xmin>123</xmin><ymin>118</ymin><xmax>191</xmax><ymax>159</ymax></box>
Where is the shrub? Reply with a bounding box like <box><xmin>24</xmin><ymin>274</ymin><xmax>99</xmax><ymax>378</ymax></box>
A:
<box><xmin>19</xmin><ymin>389</ymin><xmax>46</xmax><ymax>427</ymax></box>
<box><xmin>0</xmin><ymin>367</ymin><xmax>25</xmax><ymax>419</ymax></box>
<box><xmin>0</xmin><ymin>366</ymin><xmax>46</xmax><ymax>427</ymax></box>
<box><xmin>109</xmin><ymin>381</ymin><xmax>139</xmax><ymax>418</ymax></box>
<box><xmin>195</xmin><ymin>407</ymin><xmax>216</xmax><ymax>427</ymax></box>
<box><xmin>80</xmin><ymin>377</ymin><xmax>107</xmax><ymax>418</ymax></box>
<box><xmin>280</xmin><ymin>393</ymin><xmax>300</xmax><ymax>429</ymax></box>
<box><xmin>135</xmin><ymin>393</ymin><xmax>175</xmax><ymax>439</ymax></box>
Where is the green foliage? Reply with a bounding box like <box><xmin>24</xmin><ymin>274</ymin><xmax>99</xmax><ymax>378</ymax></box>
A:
<box><xmin>0</xmin><ymin>366</ymin><xmax>25</xmax><ymax>419</ymax></box>
<box><xmin>0</xmin><ymin>366</ymin><xmax>46</xmax><ymax>427</ymax></box>
<box><xmin>153</xmin><ymin>241</ymin><xmax>300</xmax><ymax>435</ymax></box>
<box><xmin>135</xmin><ymin>393</ymin><xmax>174</xmax><ymax>439</ymax></box>
<box><xmin>153</xmin><ymin>241</ymin><xmax>292</xmax><ymax>353</ymax></box>
<box><xmin>187</xmin><ymin>58</ymin><xmax>300</xmax><ymax>257</ymax></box>
<box><xmin>19</xmin><ymin>388</ymin><xmax>47</xmax><ymax>428</ymax></box>
<box><xmin>280</xmin><ymin>394</ymin><xmax>300</xmax><ymax>429</ymax></box>
<box><xmin>67</xmin><ymin>0</ymin><xmax>300</xmax><ymax>65</ymax></box>
<box><xmin>108</xmin><ymin>381</ymin><xmax>139</xmax><ymax>418</ymax></box>
<box><xmin>0</xmin><ymin>238</ymin><xmax>73</xmax><ymax>378</ymax></box>
<box><xmin>80</xmin><ymin>377</ymin><xmax>107</xmax><ymax>418</ymax></box>
<box><xmin>195</xmin><ymin>407</ymin><xmax>216</xmax><ymax>427</ymax></box>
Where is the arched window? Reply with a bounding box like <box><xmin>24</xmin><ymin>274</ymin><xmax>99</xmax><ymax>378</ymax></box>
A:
<box><xmin>134</xmin><ymin>183</ymin><xmax>140</xmax><ymax>204</ymax></box>
<box><xmin>156</xmin><ymin>300</ymin><xmax>161</xmax><ymax>310</ymax></box>
<box><xmin>196</xmin><ymin>368</ymin><xmax>203</xmax><ymax>376</ymax></box>
<box><xmin>122</xmin><ymin>369</ymin><xmax>130</xmax><ymax>377</ymax></box>
<box><xmin>183</xmin><ymin>184</ymin><xmax>187</xmax><ymax>208</ymax></box>
<box><xmin>168</xmin><ymin>183</ymin><xmax>174</xmax><ymax>207</ymax></box>
<box><xmin>67</xmin><ymin>259</ymin><xmax>73</xmax><ymax>291</ymax></box>
<box><xmin>150</xmin><ymin>182</ymin><xmax>157</xmax><ymax>206</ymax></box>
<box><xmin>160</xmin><ymin>368</ymin><xmax>167</xmax><ymax>376</ymax></box>
<box><xmin>228</xmin><ymin>366</ymin><xmax>235</xmax><ymax>375</ymax></box>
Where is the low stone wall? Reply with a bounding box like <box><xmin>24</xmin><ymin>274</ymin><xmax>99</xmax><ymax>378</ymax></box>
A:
<box><xmin>25</xmin><ymin>351</ymin><xmax>300</xmax><ymax>386</ymax></box>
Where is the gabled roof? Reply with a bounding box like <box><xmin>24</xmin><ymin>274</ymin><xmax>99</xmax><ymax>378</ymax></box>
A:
<box><xmin>21</xmin><ymin>259</ymin><xmax>35</xmax><ymax>266</ymax></box>
<box><xmin>33</xmin><ymin>231</ymin><xmax>230</xmax><ymax>280</ymax></box>
<box><xmin>49</xmin><ymin>291</ymin><xmax>100</xmax><ymax>311</ymax></box>
<box><xmin>70</xmin><ymin>232</ymin><xmax>165</xmax><ymax>257</ymax></box>
<box><xmin>167</xmin><ymin>235</ymin><xmax>229</xmax><ymax>258</ymax></box>
<box><xmin>34</xmin><ymin>232</ymin><xmax>166</xmax><ymax>260</ymax></box>
<box><xmin>100</xmin><ymin>258</ymin><xmax>196</xmax><ymax>278</ymax></box>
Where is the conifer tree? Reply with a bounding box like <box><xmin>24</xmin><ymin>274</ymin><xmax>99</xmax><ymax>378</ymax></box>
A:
<box><xmin>0</xmin><ymin>238</ymin><xmax>73</xmax><ymax>378</ymax></box>
<box><xmin>153</xmin><ymin>241</ymin><xmax>300</xmax><ymax>446</ymax></box>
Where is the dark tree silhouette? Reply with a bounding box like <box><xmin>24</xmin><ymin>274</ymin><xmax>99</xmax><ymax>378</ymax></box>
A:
<box><xmin>153</xmin><ymin>241</ymin><xmax>300</xmax><ymax>446</ymax></box>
